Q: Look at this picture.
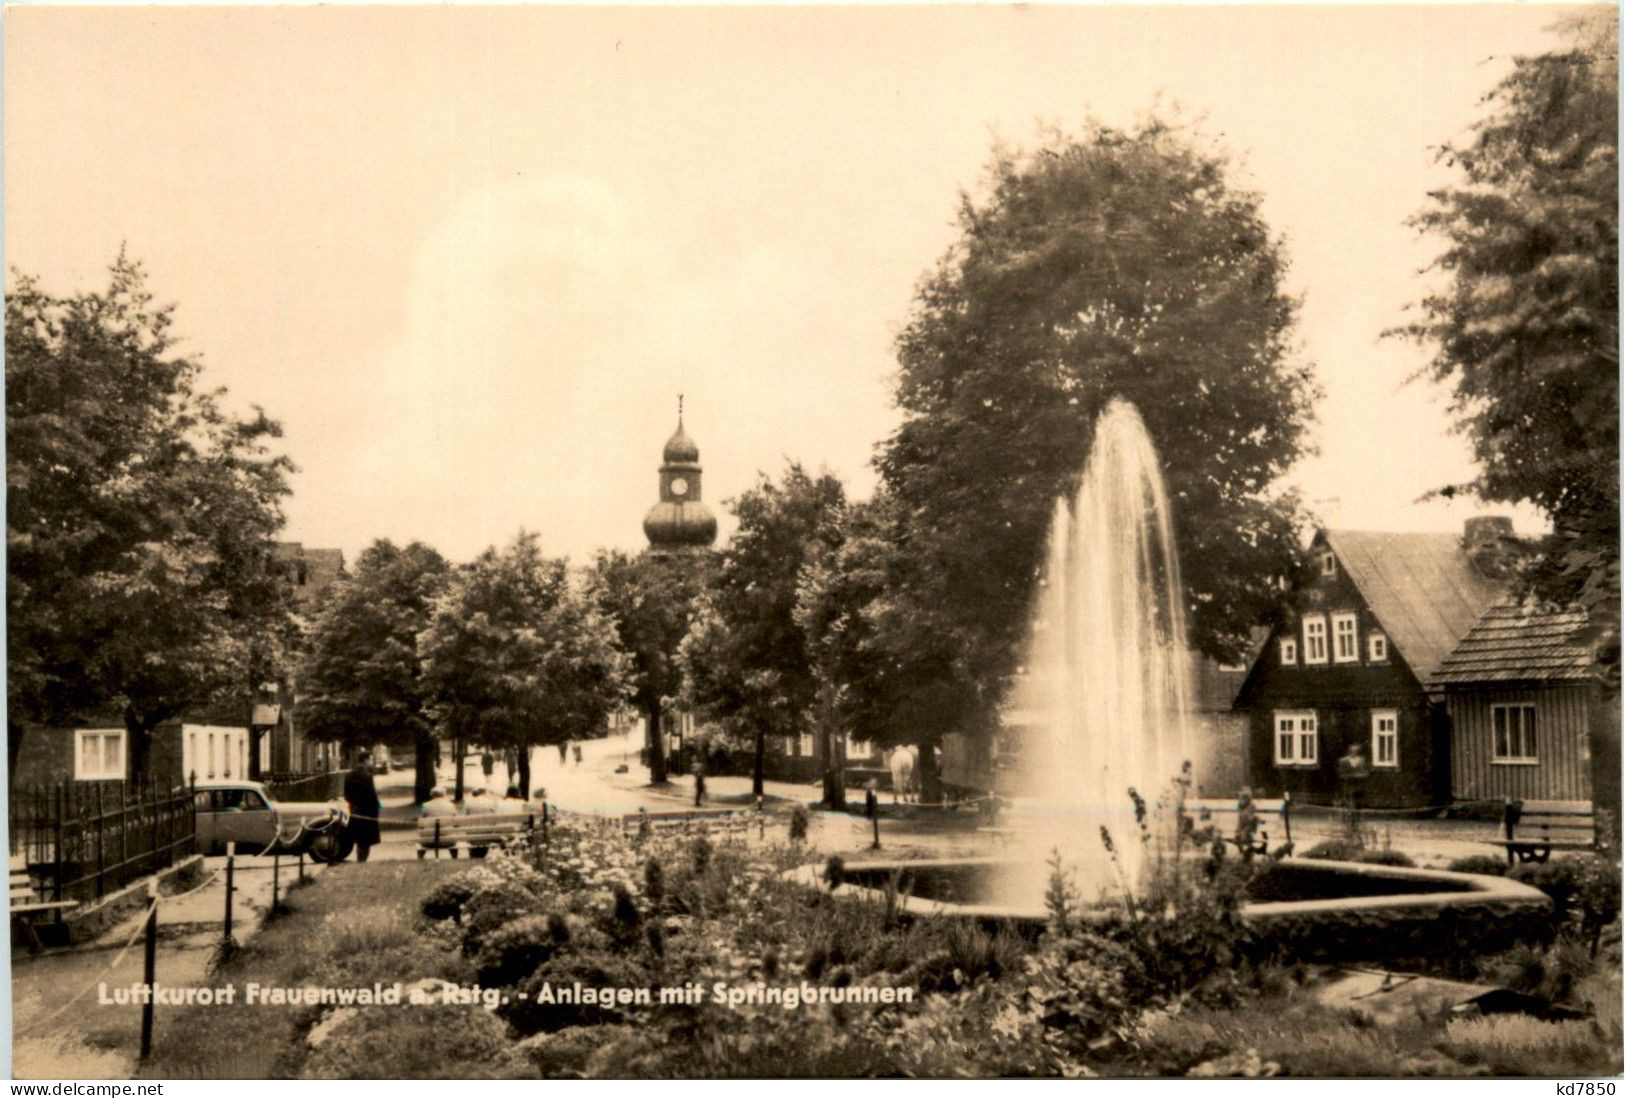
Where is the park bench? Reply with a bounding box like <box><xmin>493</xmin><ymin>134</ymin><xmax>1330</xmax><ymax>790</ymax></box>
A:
<box><xmin>9</xmin><ymin>854</ymin><xmax>78</xmax><ymax>952</ymax></box>
<box><xmin>620</xmin><ymin>807</ymin><xmax>753</xmax><ymax>836</ymax></box>
<box><xmin>417</xmin><ymin>810</ymin><xmax>543</xmax><ymax>860</ymax></box>
<box><xmin>1486</xmin><ymin>799</ymin><xmax>1595</xmax><ymax>865</ymax></box>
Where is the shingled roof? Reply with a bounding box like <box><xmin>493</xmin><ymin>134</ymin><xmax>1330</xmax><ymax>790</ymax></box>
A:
<box><xmin>1322</xmin><ymin>530</ymin><xmax>1504</xmax><ymax>682</ymax></box>
<box><xmin>1431</xmin><ymin>599</ymin><xmax>1596</xmax><ymax>686</ymax></box>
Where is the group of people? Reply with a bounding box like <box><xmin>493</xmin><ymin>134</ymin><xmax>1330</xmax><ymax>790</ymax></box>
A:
<box><xmin>341</xmin><ymin>746</ymin><xmax>547</xmax><ymax>862</ymax></box>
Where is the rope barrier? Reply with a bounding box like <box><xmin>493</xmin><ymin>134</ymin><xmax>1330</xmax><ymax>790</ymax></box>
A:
<box><xmin>14</xmin><ymin>896</ymin><xmax>159</xmax><ymax>1038</ymax></box>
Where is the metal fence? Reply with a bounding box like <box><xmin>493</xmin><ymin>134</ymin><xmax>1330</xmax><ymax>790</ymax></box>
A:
<box><xmin>8</xmin><ymin>781</ymin><xmax>196</xmax><ymax>904</ymax></box>
<box><xmin>262</xmin><ymin>769</ymin><xmax>344</xmax><ymax>803</ymax></box>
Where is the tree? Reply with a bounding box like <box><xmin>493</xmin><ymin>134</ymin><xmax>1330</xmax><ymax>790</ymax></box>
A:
<box><xmin>6</xmin><ymin>255</ymin><xmax>294</xmax><ymax>780</ymax></box>
<box><xmin>419</xmin><ymin>532</ymin><xmax>628</xmax><ymax>800</ymax></box>
<box><xmin>1399</xmin><ymin>13</ymin><xmax>1619</xmax><ymax>664</ymax></box>
<box><xmin>680</xmin><ymin>464</ymin><xmax>846</xmax><ymax>797</ymax></box>
<box><xmin>874</xmin><ymin>120</ymin><xmax>1319</xmax><ymax>790</ymax></box>
<box><xmin>297</xmin><ymin>540</ymin><xmax>451</xmax><ymax>802</ymax></box>
<box><xmin>588</xmin><ymin>549</ymin><xmax>714</xmax><ymax>785</ymax></box>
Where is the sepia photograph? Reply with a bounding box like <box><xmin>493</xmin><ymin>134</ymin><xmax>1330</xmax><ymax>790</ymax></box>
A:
<box><xmin>3</xmin><ymin>2</ymin><xmax>1620</xmax><ymax>1083</ymax></box>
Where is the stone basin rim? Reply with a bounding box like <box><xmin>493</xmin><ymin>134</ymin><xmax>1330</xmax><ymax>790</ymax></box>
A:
<box><xmin>784</xmin><ymin>855</ymin><xmax>1552</xmax><ymax>924</ymax></box>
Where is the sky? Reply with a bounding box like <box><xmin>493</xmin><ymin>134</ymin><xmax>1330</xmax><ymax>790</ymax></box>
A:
<box><xmin>5</xmin><ymin>4</ymin><xmax>1588</xmax><ymax>567</ymax></box>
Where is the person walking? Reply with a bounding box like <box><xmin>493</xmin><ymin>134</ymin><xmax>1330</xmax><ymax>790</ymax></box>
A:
<box><xmin>344</xmin><ymin>750</ymin><xmax>383</xmax><ymax>863</ymax></box>
<box><xmin>692</xmin><ymin>759</ymin><xmax>707</xmax><ymax>807</ymax></box>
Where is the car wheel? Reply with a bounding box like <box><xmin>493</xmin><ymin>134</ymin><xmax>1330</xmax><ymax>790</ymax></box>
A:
<box><xmin>306</xmin><ymin>829</ymin><xmax>349</xmax><ymax>864</ymax></box>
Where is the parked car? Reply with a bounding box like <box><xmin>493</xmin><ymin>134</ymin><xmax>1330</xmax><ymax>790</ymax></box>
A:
<box><xmin>369</xmin><ymin>748</ymin><xmax>391</xmax><ymax>776</ymax></box>
<box><xmin>190</xmin><ymin>780</ymin><xmax>353</xmax><ymax>863</ymax></box>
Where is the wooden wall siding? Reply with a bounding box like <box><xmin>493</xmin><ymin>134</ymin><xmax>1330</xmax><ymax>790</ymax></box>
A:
<box><xmin>1240</xmin><ymin>574</ymin><xmax>1447</xmax><ymax>807</ymax></box>
<box><xmin>1447</xmin><ymin>684</ymin><xmax>1593</xmax><ymax>802</ymax></box>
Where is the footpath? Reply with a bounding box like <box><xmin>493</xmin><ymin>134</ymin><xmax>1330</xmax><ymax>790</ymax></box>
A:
<box><xmin>10</xmin><ymin>847</ymin><xmax>328</xmax><ymax>1079</ymax></box>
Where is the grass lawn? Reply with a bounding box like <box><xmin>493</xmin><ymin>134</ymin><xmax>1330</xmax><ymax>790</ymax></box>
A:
<box><xmin>136</xmin><ymin>860</ymin><xmax>470</xmax><ymax>1079</ymax></box>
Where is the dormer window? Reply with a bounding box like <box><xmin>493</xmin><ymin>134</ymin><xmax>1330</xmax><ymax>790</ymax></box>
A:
<box><xmin>1332</xmin><ymin>612</ymin><xmax>1359</xmax><ymax>663</ymax></box>
<box><xmin>1279</xmin><ymin>637</ymin><xmax>1298</xmax><ymax>665</ymax></box>
<box><xmin>1303</xmin><ymin>615</ymin><xmax>1328</xmax><ymax>665</ymax></box>
<box><xmin>1319</xmin><ymin>551</ymin><xmax>1336</xmax><ymax>578</ymax></box>
<box><xmin>1368</xmin><ymin>631</ymin><xmax>1388</xmax><ymax>662</ymax></box>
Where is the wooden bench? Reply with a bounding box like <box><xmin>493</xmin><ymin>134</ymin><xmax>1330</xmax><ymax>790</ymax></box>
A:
<box><xmin>10</xmin><ymin>855</ymin><xmax>77</xmax><ymax>952</ymax></box>
<box><xmin>620</xmin><ymin>807</ymin><xmax>753</xmax><ymax>835</ymax></box>
<box><xmin>1486</xmin><ymin>799</ymin><xmax>1595</xmax><ymax>865</ymax></box>
<box><xmin>417</xmin><ymin>810</ymin><xmax>543</xmax><ymax>859</ymax></box>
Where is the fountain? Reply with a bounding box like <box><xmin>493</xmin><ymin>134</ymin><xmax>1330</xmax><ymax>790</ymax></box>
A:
<box><xmin>784</xmin><ymin>398</ymin><xmax>1551</xmax><ymax>957</ymax></box>
<box><xmin>999</xmin><ymin>397</ymin><xmax>1193</xmax><ymax>905</ymax></box>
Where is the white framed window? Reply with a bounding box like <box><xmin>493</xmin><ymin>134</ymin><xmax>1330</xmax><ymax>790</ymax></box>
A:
<box><xmin>1332</xmin><ymin>612</ymin><xmax>1359</xmax><ymax>663</ymax></box>
<box><xmin>74</xmin><ymin>729</ymin><xmax>126</xmax><ymax>781</ymax></box>
<box><xmin>1279</xmin><ymin>637</ymin><xmax>1299</xmax><ymax>665</ymax></box>
<box><xmin>1368</xmin><ymin>631</ymin><xmax>1388</xmax><ymax>662</ymax></box>
<box><xmin>1319</xmin><ymin>551</ymin><xmax>1336</xmax><ymax>578</ymax></box>
<box><xmin>1492</xmin><ymin>704</ymin><xmax>1538</xmax><ymax>764</ymax></box>
<box><xmin>1273</xmin><ymin>710</ymin><xmax>1318</xmax><ymax>766</ymax></box>
<box><xmin>1303</xmin><ymin>615</ymin><xmax>1329</xmax><ymax>665</ymax></box>
<box><xmin>1371</xmin><ymin>709</ymin><xmax>1399</xmax><ymax>768</ymax></box>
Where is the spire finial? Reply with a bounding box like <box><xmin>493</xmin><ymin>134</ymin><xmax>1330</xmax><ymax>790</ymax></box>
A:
<box><xmin>678</xmin><ymin>393</ymin><xmax>684</xmax><ymax>425</ymax></box>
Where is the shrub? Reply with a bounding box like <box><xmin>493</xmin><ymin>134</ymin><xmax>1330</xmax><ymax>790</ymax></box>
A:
<box><xmin>518</xmin><ymin>1024</ymin><xmax>640</xmax><ymax>1078</ymax></box>
<box><xmin>421</xmin><ymin>871</ymin><xmax>489</xmax><ymax>922</ymax></box>
<box><xmin>299</xmin><ymin>1003</ymin><xmax>526</xmax><ymax>1079</ymax></box>
<box><xmin>1301</xmin><ymin>840</ymin><xmax>1362</xmax><ymax>861</ymax></box>
<box><xmin>461</xmin><ymin>880</ymin><xmax>540</xmax><ymax>955</ymax></box>
<box><xmin>1507</xmin><ymin>857</ymin><xmax>1620</xmax><ymax>944</ymax></box>
<box><xmin>1448</xmin><ymin>856</ymin><xmax>1510</xmax><ymax>877</ymax></box>
<box><xmin>473</xmin><ymin>914</ymin><xmax>565</xmax><ymax>988</ymax></box>
<box><xmin>504</xmin><ymin>950</ymin><xmax>653</xmax><ymax>1035</ymax></box>
<box><xmin>789</xmin><ymin>805</ymin><xmax>810</xmax><ymax>843</ymax></box>
<box><xmin>1355</xmin><ymin>849</ymin><xmax>1415</xmax><ymax>868</ymax></box>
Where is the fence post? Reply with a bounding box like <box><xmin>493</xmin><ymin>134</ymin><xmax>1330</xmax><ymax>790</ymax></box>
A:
<box><xmin>52</xmin><ymin>783</ymin><xmax>65</xmax><ymax>905</ymax></box>
<box><xmin>121</xmin><ymin>785</ymin><xmax>130</xmax><ymax>881</ymax></box>
<box><xmin>139</xmin><ymin>878</ymin><xmax>158</xmax><ymax>1061</ymax></box>
<box><xmin>223</xmin><ymin>842</ymin><xmax>236</xmax><ymax>946</ymax></box>
<box><xmin>95</xmin><ymin>784</ymin><xmax>106</xmax><ymax>901</ymax></box>
<box><xmin>433</xmin><ymin>818</ymin><xmax>441</xmax><ymax>860</ymax></box>
<box><xmin>298</xmin><ymin>850</ymin><xmax>306</xmax><ymax>884</ymax></box>
<box><xmin>1282</xmin><ymin>790</ymin><xmax>1293</xmax><ymax>847</ymax></box>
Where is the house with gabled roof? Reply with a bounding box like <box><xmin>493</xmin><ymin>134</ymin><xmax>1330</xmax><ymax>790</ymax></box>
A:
<box><xmin>1233</xmin><ymin>519</ymin><xmax>1506</xmax><ymax>808</ymax></box>
<box><xmin>1431</xmin><ymin>599</ymin><xmax>1603</xmax><ymax>803</ymax></box>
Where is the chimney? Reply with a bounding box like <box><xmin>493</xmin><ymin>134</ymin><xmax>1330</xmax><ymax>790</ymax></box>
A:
<box><xmin>1463</xmin><ymin>515</ymin><xmax>1515</xmax><ymax>576</ymax></box>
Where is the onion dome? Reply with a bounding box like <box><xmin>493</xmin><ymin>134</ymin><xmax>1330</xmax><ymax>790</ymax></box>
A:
<box><xmin>663</xmin><ymin>424</ymin><xmax>701</xmax><ymax>465</ymax></box>
<box><xmin>643</xmin><ymin>500</ymin><xmax>718</xmax><ymax>548</ymax></box>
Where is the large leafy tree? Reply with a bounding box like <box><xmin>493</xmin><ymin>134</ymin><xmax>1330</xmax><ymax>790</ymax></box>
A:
<box><xmin>420</xmin><ymin>533</ymin><xmax>628</xmax><ymax>800</ymax></box>
<box><xmin>7</xmin><ymin>255</ymin><xmax>294</xmax><ymax>780</ymax></box>
<box><xmin>1400</xmin><ymin>13</ymin><xmax>1619</xmax><ymax>658</ymax></box>
<box><xmin>297</xmin><ymin>540</ymin><xmax>451</xmax><ymax>802</ymax></box>
<box><xmin>875</xmin><ymin>120</ymin><xmax>1318</xmax><ymax>789</ymax></box>
<box><xmin>680</xmin><ymin>464</ymin><xmax>846</xmax><ymax>797</ymax></box>
<box><xmin>588</xmin><ymin>549</ymin><xmax>714</xmax><ymax>785</ymax></box>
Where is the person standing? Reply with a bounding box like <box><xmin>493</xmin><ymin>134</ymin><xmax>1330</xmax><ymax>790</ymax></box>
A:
<box><xmin>344</xmin><ymin>751</ymin><xmax>383</xmax><ymax>863</ymax></box>
<box><xmin>481</xmin><ymin>749</ymin><xmax>496</xmax><ymax>782</ymax></box>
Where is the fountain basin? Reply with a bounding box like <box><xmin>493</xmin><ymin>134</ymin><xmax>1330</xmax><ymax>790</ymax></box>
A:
<box><xmin>786</xmin><ymin>857</ymin><xmax>1553</xmax><ymax>963</ymax></box>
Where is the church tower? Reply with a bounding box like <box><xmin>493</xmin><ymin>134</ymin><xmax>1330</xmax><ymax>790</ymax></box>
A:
<box><xmin>642</xmin><ymin>396</ymin><xmax>718</xmax><ymax>553</ymax></box>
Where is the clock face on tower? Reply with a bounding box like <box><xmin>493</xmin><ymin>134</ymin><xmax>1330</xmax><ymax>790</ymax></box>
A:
<box><xmin>669</xmin><ymin>477</ymin><xmax>690</xmax><ymax>498</ymax></box>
